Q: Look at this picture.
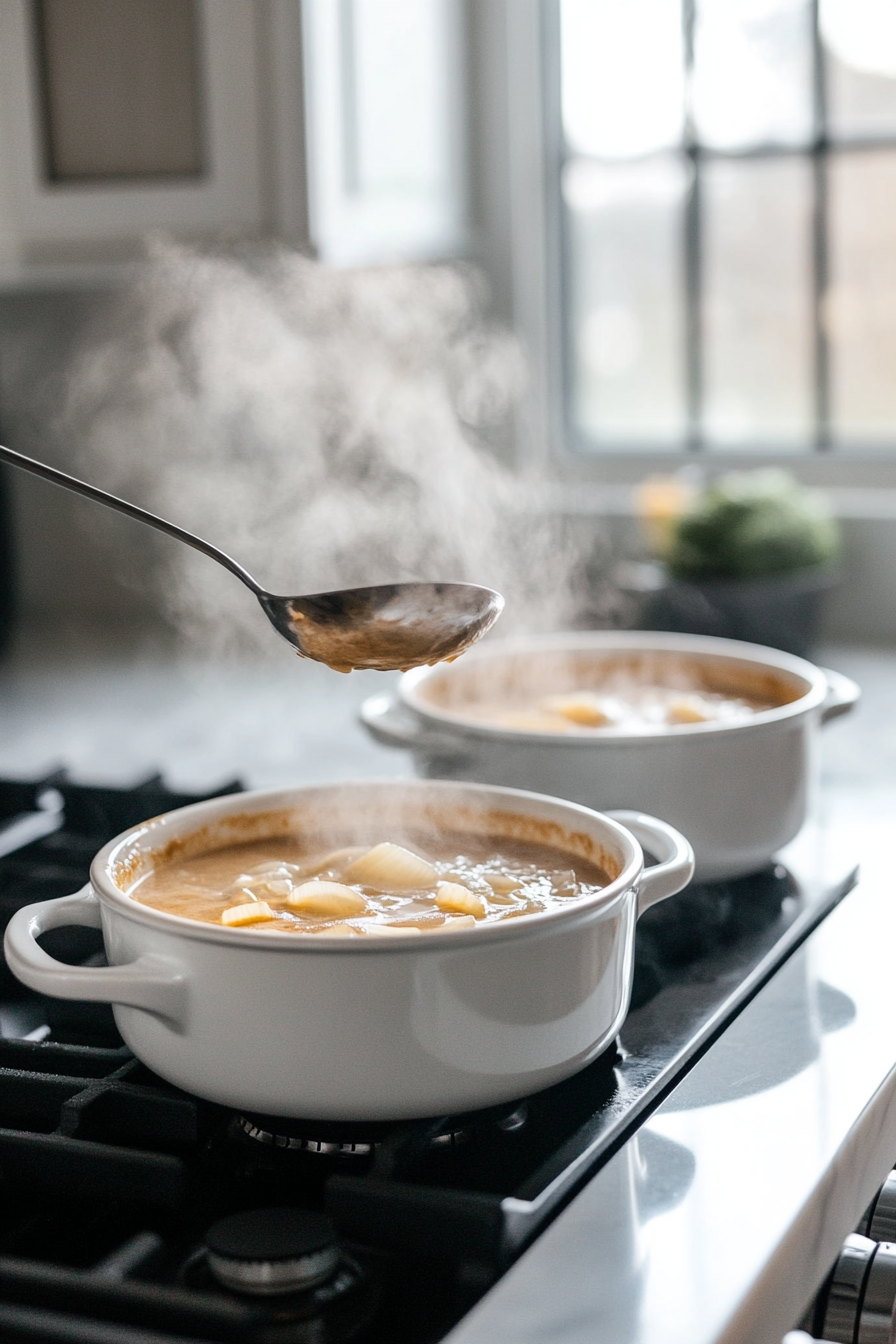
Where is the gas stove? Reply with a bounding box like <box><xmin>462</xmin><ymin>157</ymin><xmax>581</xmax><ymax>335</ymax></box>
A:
<box><xmin>0</xmin><ymin>773</ymin><xmax>861</xmax><ymax>1343</ymax></box>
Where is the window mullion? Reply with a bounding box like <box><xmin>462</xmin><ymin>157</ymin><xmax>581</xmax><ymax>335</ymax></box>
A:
<box><xmin>811</xmin><ymin>0</ymin><xmax>831</xmax><ymax>450</ymax></box>
<box><xmin>684</xmin><ymin>146</ymin><xmax>703</xmax><ymax>450</ymax></box>
<box><xmin>682</xmin><ymin>0</ymin><xmax>703</xmax><ymax>450</ymax></box>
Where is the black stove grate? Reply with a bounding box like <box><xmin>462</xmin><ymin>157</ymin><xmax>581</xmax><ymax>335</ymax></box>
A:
<box><xmin>0</xmin><ymin>773</ymin><xmax>858</xmax><ymax>1344</ymax></box>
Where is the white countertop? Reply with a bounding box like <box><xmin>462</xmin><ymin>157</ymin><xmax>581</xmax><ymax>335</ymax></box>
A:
<box><xmin>0</xmin><ymin>626</ymin><xmax>891</xmax><ymax>793</ymax></box>
<box><xmin>0</xmin><ymin>620</ymin><xmax>412</xmax><ymax>791</ymax></box>
<box><xmin>446</xmin><ymin>784</ymin><xmax>896</xmax><ymax>1344</ymax></box>
<box><xmin>1</xmin><ymin>626</ymin><xmax>895</xmax><ymax>1344</ymax></box>
<box><xmin>440</xmin><ymin>643</ymin><xmax>896</xmax><ymax>1344</ymax></box>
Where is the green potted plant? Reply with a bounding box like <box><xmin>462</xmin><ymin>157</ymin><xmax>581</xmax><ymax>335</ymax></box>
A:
<box><xmin>636</xmin><ymin>470</ymin><xmax>841</xmax><ymax>656</ymax></box>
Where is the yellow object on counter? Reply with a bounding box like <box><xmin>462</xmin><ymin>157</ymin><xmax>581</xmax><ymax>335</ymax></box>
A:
<box><xmin>635</xmin><ymin>475</ymin><xmax>697</xmax><ymax>556</ymax></box>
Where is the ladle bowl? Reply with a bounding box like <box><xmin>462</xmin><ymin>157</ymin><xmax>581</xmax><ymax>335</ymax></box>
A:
<box><xmin>0</xmin><ymin>444</ymin><xmax>503</xmax><ymax>672</ymax></box>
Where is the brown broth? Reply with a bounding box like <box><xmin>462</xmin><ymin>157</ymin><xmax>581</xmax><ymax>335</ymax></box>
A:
<box><xmin>131</xmin><ymin>831</ymin><xmax>613</xmax><ymax>935</ymax></box>
<box><xmin>460</xmin><ymin>685</ymin><xmax>775</xmax><ymax>733</ymax></box>
<box><xmin>418</xmin><ymin>650</ymin><xmax>804</xmax><ymax>732</ymax></box>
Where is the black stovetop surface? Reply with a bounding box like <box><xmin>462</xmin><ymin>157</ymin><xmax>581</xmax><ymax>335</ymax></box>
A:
<box><xmin>0</xmin><ymin>774</ymin><xmax>857</xmax><ymax>1344</ymax></box>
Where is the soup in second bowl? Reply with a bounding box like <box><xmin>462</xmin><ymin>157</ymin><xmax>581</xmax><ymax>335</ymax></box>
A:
<box><xmin>414</xmin><ymin>648</ymin><xmax>803</xmax><ymax>734</ymax></box>
<box><xmin>468</xmin><ymin>685</ymin><xmax>772</xmax><ymax>733</ymax></box>
<box><xmin>131</xmin><ymin>832</ymin><xmax>614</xmax><ymax>936</ymax></box>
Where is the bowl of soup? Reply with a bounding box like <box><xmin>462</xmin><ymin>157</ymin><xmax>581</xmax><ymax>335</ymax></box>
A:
<box><xmin>3</xmin><ymin>780</ymin><xmax>692</xmax><ymax>1120</ymax></box>
<box><xmin>360</xmin><ymin>632</ymin><xmax>860</xmax><ymax>882</ymax></box>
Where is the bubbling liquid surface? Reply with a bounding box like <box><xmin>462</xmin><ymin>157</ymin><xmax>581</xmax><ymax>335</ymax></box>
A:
<box><xmin>131</xmin><ymin>832</ymin><xmax>614</xmax><ymax>936</ymax></box>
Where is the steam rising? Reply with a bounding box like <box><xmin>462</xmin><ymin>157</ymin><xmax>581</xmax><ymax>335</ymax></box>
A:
<box><xmin>64</xmin><ymin>240</ymin><xmax>590</xmax><ymax>659</ymax></box>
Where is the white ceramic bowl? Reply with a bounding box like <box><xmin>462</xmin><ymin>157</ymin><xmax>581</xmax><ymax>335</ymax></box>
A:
<box><xmin>4</xmin><ymin>780</ymin><xmax>693</xmax><ymax>1120</ymax></box>
<box><xmin>360</xmin><ymin>632</ymin><xmax>860</xmax><ymax>883</ymax></box>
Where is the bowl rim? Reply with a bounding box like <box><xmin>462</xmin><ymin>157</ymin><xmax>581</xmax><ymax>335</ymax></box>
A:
<box><xmin>90</xmin><ymin>779</ymin><xmax>644</xmax><ymax>952</ymax></box>
<box><xmin>398</xmin><ymin>631</ymin><xmax>829</xmax><ymax>744</ymax></box>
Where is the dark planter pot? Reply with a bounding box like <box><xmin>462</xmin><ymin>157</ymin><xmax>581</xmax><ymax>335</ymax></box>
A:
<box><xmin>644</xmin><ymin>565</ymin><xmax>839</xmax><ymax>657</ymax></box>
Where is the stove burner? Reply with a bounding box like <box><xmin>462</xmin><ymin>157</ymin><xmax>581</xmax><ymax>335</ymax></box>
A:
<box><xmin>429</xmin><ymin>1103</ymin><xmax>528</xmax><ymax>1149</ymax></box>
<box><xmin>204</xmin><ymin>1208</ymin><xmax>340</xmax><ymax>1296</ymax></box>
<box><xmin>237</xmin><ymin>1115</ymin><xmax>374</xmax><ymax>1156</ymax></box>
<box><xmin>496</xmin><ymin>1104</ymin><xmax>528</xmax><ymax>1133</ymax></box>
<box><xmin>428</xmin><ymin>1127</ymin><xmax>471</xmax><ymax>1151</ymax></box>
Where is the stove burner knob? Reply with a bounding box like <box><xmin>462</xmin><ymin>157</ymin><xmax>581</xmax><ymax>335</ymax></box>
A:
<box><xmin>858</xmin><ymin>1240</ymin><xmax>896</xmax><ymax>1343</ymax></box>
<box><xmin>204</xmin><ymin>1208</ymin><xmax>340</xmax><ymax>1297</ymax></box>
<box><xmin>822</xmin><ymin>1234</ymin><xmax>877</xmax><ymax>1342</ymax></box>
<box><xmin>866</xmin><ymin>1170</ymin><xmax>896</xmax><ymax>1244</ymax></box>
<box><xmin>820</xmin><ymin>1234</ymin><xmax>896</xmax><ymax>1344</ymax></box>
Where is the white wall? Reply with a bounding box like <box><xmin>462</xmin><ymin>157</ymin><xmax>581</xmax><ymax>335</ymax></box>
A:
<box><xmin>0</xmin><ymin>288</ymin><xmax>161</xmax><ymax>625</ymax></box>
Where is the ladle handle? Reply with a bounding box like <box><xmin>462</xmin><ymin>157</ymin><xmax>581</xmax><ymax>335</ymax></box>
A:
<box><xmin>0</xmin><ymin>441</ymin><xmax>264</xmax><ymax>596</ymax></box>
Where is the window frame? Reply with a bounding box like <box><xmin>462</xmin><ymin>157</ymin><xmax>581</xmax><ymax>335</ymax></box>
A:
<box><xmin>476</xmin><ymin>0</ymin><xmax>896</xmax><ymax>499</ymax></box>
<box><xmin>302</xmin><ymin>0</ymin><xmax>468</xmax><ymax>267</ymax></box>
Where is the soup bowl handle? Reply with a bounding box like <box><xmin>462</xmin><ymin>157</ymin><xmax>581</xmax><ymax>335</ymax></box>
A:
<box><xmin>820</xmin><ymin>669</ymin><xmax>861</xmax><ymax>725</ymax></box>
<box><xmin>4</xmin><ymin>885</ymin><xmax>188</xmax><ymax>1027</ymax></box>
<box><xmin>359</xmin><ymin>693</ymin><xmax>472</xmax><ymax>762</ymax></box>
<box><xmin>360</xmin><ymin>693</ymin><xmax>435</xmax><ymax>749</ymax></box>
<box><xmin>604</xmin><ymin>811</ymin><xmax>695</xmax><ymax>916</ymax></box>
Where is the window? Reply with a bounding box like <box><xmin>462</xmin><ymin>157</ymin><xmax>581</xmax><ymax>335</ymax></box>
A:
<box><xmin>556</xmin><ymin>0</ymin><xmax>896</xmax><ymax>455</ymax></box>
<box><xmin>302</xmin><ymin>0</ymin><xmax>466</xmax><ymax>266</ymax></box>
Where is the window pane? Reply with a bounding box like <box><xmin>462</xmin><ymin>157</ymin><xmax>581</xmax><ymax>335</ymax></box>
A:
<box><xmin>564</xmin><ymin>159</ymin><xmax>688</xmax><ymax>447</ymax></box>
<box><xmin>703</xmin><ymin>158</ymin><xmax>813</xmax><ymax>447</ymax></box>
<box><xmin>560</xmin><ymin>0</ymin><xmax>684</xmax><ymax>159</ymax></box>
<box><xmin>348</xmin><ymin>0</ymin><xmax>445</xmax><ymax>193</ymax></box>
<box><xmin>822</xmin><ymin>0</ymin><xmax>896</xmax><ymax>140</ymax></box>
<box><xmin>692</xmin><ymin>0</ymin><xmax>814</xmax><ymax>150</ymax></box>
<box><xmin>828</xmin><ymin>151</ymin><xmax>896</xmax><ymax>445</ymax></box>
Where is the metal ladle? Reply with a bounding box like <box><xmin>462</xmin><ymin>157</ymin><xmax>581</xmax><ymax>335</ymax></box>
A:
<box><xmin>0</xmin><ymin>444</ymin><xmax>504</xmax><ymax>672</ymax></box>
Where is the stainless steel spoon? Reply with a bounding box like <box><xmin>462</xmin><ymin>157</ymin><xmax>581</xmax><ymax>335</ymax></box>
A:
<box><xmin>0</xmin><ymin>443</ymin><xmax>504</xmax><ymax>672</ymax></box>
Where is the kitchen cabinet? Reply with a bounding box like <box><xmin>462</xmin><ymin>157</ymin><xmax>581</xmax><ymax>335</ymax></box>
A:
<box><xmin>0</xmin><ymin>0</ymin><xmax>288</xmax><ymax>283</ymax></box>
<box><xmin>0</xmin><ymin>0</ymin><xmax>467</xmax><ymax>287</ymax></box>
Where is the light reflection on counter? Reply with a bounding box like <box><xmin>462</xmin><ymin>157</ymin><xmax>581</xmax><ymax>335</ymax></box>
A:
<box><xmin>634</xmin><ymin>797</ymin><xmax>896</xmax><ymax>1344</ymax></box>
<box><xmin>447</xmin><ymin>791</ymin><xmax>896</xmax><ymax>1344</ymax></box>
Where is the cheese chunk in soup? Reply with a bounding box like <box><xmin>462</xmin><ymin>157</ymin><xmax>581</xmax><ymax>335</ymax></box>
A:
<box><xmin>131</xmin><ymin>832</ymin><xmax>613</xmax><ymax>936</ymax></box>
